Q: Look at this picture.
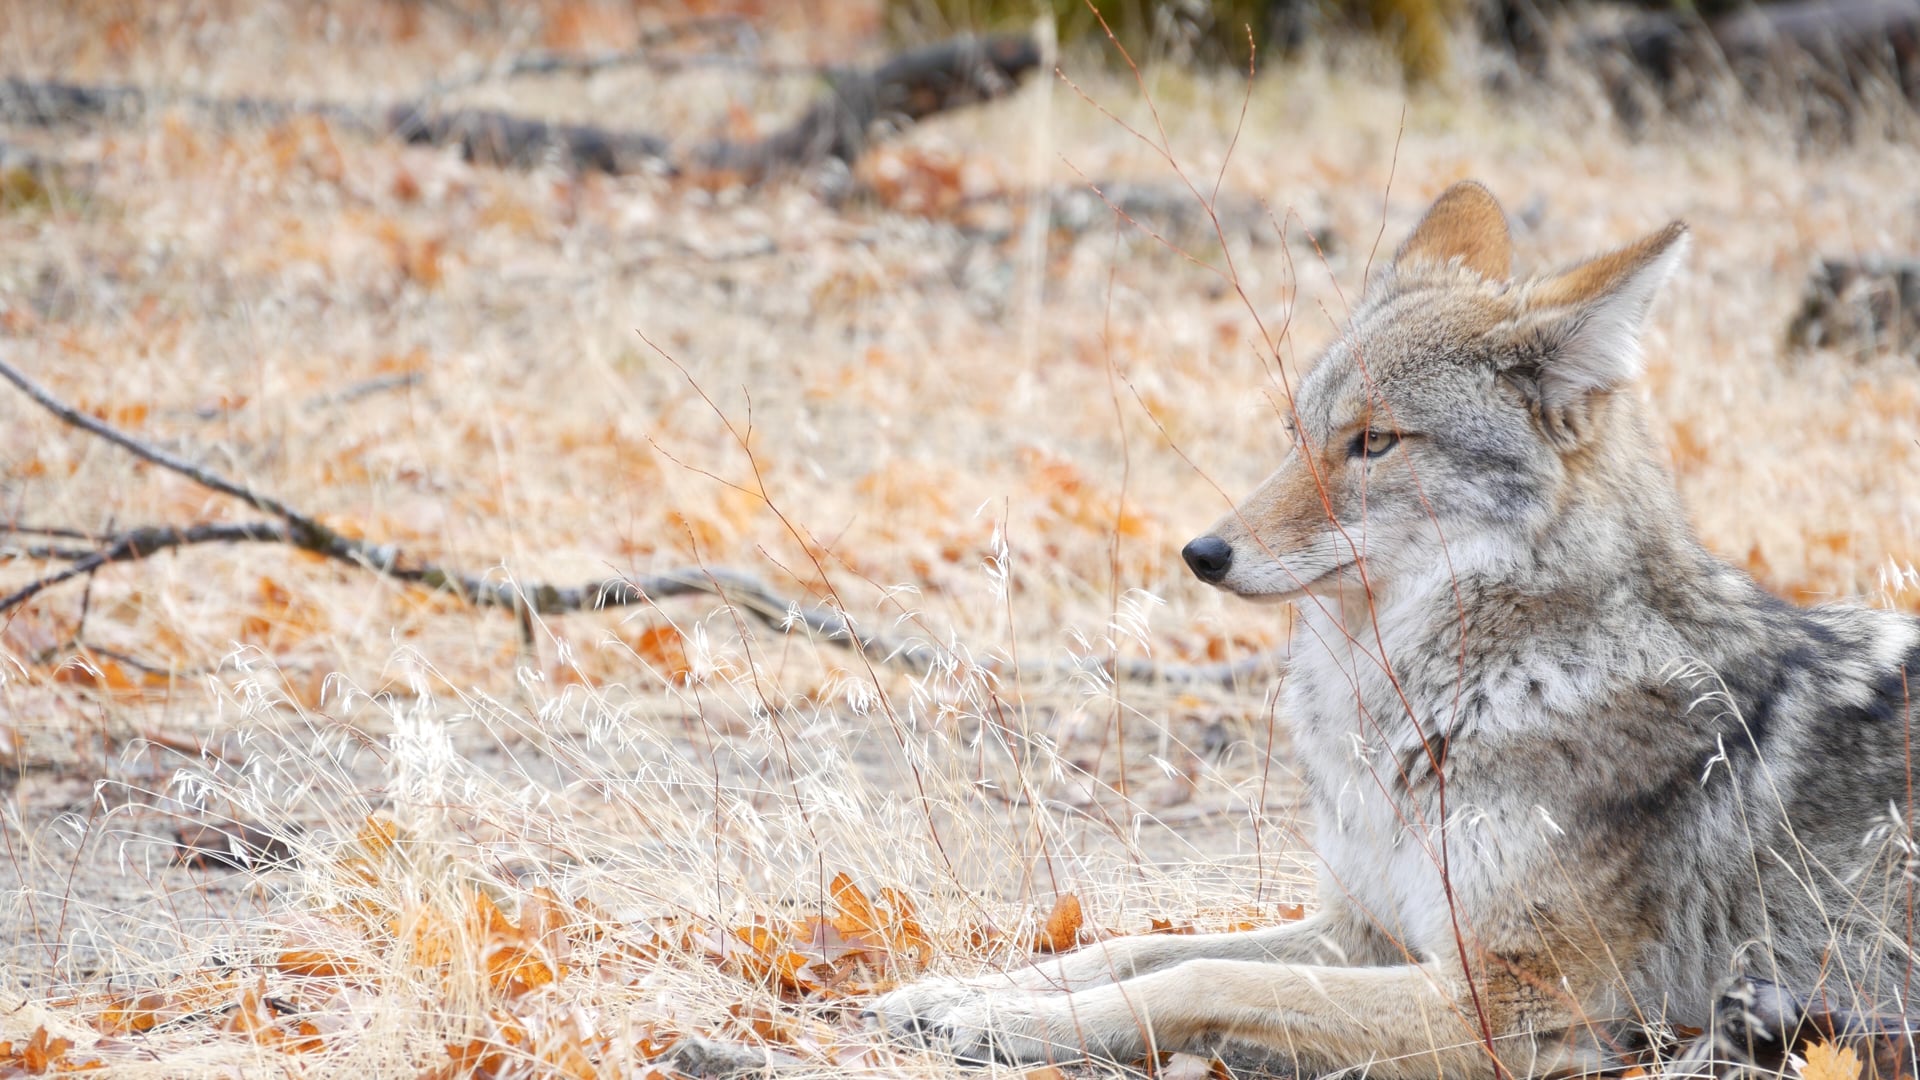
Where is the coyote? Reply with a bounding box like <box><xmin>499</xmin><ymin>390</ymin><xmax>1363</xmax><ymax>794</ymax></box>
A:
<box><xmin>870</xmin><ymin>182</ymin><xmax>1920</xmax><ymax>1076</ymax></box>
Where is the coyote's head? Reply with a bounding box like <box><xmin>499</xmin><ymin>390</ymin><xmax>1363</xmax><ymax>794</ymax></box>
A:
<box><xmin>1183</xmin><ymin>181</ymin><xmax>1689</xmax><ymax>604</ymax></box>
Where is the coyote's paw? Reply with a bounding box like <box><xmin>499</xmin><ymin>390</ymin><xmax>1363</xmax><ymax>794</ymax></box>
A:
<box><xmin>864</xmin><ymin>978</ymin><xmax>998</xmax><ymax>1060</ymax></box>
<box><xmin>1671</xmin><ymin>976</ymin><xmax>1807</xmax><ymax>1079</ymax></box>
<box><xmin>865</xmin><ymin>978</ymin><xmax>1124</xmax><ymax>1066</ymax></box>
<box><xmin>662</xmin><ymin>1034</ymin><xmax>804</xmax><ymax>1078</ymax></box>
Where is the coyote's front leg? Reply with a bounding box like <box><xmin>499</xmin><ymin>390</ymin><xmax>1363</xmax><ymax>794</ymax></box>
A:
<box><xmin>999</xmin><ymin>905</ymin><xmax>1382</xmax><ymax>992</ymax></box>
<box><xmin>871</xmin><ymin>903</ymin><xmax>1377</xmax><ymax>1028</ymax></box>
<box><xmin>876</xmin><ymin>957</ymin><xmax>1573</xmax><ymax>1078</ymax></box>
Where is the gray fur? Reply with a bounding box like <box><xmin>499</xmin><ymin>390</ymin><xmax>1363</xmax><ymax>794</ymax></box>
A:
<box><xmin>869</xmin><ymin>183</ymin><xmax>1920</xmax><ymax>1077</ymax></box>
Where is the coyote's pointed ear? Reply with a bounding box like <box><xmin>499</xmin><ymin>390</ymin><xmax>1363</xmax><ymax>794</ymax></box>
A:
<box><xmin>1393</xmin><ymin>181</ymin><xmax>1512</xmax><ymax>280</ymax></box>
<box><xmin>1523</xmin><ymin>222</ymin><xmax>1689</xmax><ymax>408</ymax></box>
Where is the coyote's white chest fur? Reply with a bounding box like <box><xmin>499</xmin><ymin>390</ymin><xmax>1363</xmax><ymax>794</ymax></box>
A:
<box><xmin>1283</xmin><ymin>563</ymin><xmax>1624</xmax><ymax>955</ymax></box>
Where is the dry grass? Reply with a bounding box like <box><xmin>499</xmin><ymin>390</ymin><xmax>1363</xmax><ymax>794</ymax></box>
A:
<box><xmin>1</xmin><ymin>1</ymin><xmax>1919</xmax><ymax>1076</ymax></box>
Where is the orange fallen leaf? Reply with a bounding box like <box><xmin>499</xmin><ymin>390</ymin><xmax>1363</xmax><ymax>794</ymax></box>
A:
<box><xmin>1036</xmin><ymin>893</ymin><xmax>1084</xmax><ymax>953</ymax></box>
<box><xmin>1802</xmin><ymin>1040</ymin><xmax>1865</xmax><ymax>1080</ymax></box>
<box><xmin>430</xmin><ymin>1038</ymin><xmax>506</xmax><ymax>1080</ymax></box>
<box><xmin>537</xmin><ymin>1032</ymin><xmax>598</xmax><ymax>1080</ymax></box>
<box><xmin>356</xmin><ymin>814</ymin><xmax>404</xmax><ymax>857</ymax></box>
<box><xmin>876</xmin><ymin>886</ymin><xmax>934</xmax><ymax>964</ymax></box>
<box><xmin>486</xmin><ymin>942</ymin><xmax>561</xmax><ymax>995</ymax></box>
<box><xmin>629</xmin><ymin>624</ymin><xmax>692</xmax><ymax>684</ymax></box>
<box><xmin>95</xmin><ymin>991</ymin><xmax>169</xmax><ymax>1034</ymax></box>
<box><xmin>13</xmin><ymin>1026</ymin><xmax>74</xmax><ymax>1073</ymax></box>
<box><xmin>470</xmin><ymin>889</ymin><xmax>517</xmax><ymax>939</ymax></box>
<box><xmin>830</xmin><ymin>874</ymin><xmax>932</xmax><ymax>962</ymax></box>
<box><xmin>397</xmin><ymin>905</ymin><xmax>455</xmax><ymax>969</ymax></box>
<box><xmin>277</xmin><ymin>949</ymin><xmax>361</xmax><ymax>979</ymax></box>
<box><xmin>728</xmin><ymin>1001</ymin><xmax>802</xmax><ymax>1045</ymax></box>
<box><xmin>731</xmin><ymin>925</ymin><xmax>819</xmax><ymax>997</ymax></box>
<box><xmin>966</xmin><ymin>921</ymin><xmax>1004</xmax><ymax>950</ymax></box>
<box><xmin>52</xmin><ymin>655</ymin><xmax>136</xmax><ymax>695</ymax></box>
<box><xmin>286</xmin><ymin>1019</ymin><xmax>326</xmax><ymax>1055</ymax></box>
<box><xmin>218</xmin><ymin>981</ymin><xmax>285</xmax><ymax>1047</ymax></box>
<box><xmin>635</xmin><ymin>1026</ymin><xmax>680</xmax><ymax>1060</ymax></box>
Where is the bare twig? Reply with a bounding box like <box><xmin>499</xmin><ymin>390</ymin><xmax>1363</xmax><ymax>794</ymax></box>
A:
<box><xmin>82</xmin><ymin>641</ymin><xmax>219</xmax><ymax>681</ymax></box>
<box><xmin>303</xmin><ymin>371</ymin><xmax>424</xmax><ymax>411</ymax></box>
<box><xmin>1</xmin><ymin>523</ymin><xmax>102</xmax><ymax>542</ymax></box>
<box><xmin>3</xmin><ymin>540</ymin><xmax>97</xmax><ymax>560</ymax></box>
<box><xmin>0</xmin><ymin>361</ymin><xmax>318</xmax><ymax>526</ymax></box>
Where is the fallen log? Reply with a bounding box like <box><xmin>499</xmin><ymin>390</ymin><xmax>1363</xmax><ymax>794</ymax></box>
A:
<box><xmin>1571</xmin><ymin>0</ymin><xmax>1920</xmax><ymax>130</ymax></box>
<box><xmin>686</xmin><ymin>33</ymin><xmax>1039</xmax><ymax>181</ymax></box>
<box><xmin>1786</xmin><ymin>256</ymin><xmax>1920</xmax><ymax>360</ymax></box>
<box><xmin>0</xmin><ymin>33</ymin><xmax>1041</xmax><ymax>181</ymax></box>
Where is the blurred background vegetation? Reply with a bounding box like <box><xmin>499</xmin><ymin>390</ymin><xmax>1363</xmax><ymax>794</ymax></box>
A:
<box><xmin>892</xmin><ymin>0</ymin><xmax>1459</xmax><ymax>81</ymax></box>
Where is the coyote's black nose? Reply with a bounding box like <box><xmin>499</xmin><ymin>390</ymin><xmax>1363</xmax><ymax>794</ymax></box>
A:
<box><xmin>1182</xmin><ymin>536</ymin><xmax>1233</xmax><ymax>584</ymax></box>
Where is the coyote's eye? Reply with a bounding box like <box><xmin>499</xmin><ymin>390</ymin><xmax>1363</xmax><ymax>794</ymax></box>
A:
<box><xmin>1351</xmin><ymin>429</ymin><xmax>1400</xmax><ymax>459</ymax></box>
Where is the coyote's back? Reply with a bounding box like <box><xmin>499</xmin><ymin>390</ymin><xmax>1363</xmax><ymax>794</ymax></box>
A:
<box><xmin>872</xmin><ymin>182</ymin><xmax>1920</xmax><ymax>1077</ymax></box>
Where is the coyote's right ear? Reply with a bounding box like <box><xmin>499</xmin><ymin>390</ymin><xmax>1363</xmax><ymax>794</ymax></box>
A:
<box><xmin>1522</xmin><ymin>221</ymin><xmax>1690</xmax><ymax>408</ymax></box>
<box><xmin>1393</xmin><ymin>181</ymin><xmax>1512</xmax><ymax>281</ymax></box>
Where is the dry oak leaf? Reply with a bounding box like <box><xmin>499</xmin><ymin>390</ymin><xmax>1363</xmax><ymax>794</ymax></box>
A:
<box><xmin>0</xmin><ymin>1026</ymin><xmax>97</xmax><ymax>1074</ymax></box>
<box><xmin>420</xmin><ymin>1009</ymin><xmax>535</xmax><ymax>1080</ymax></box>
<box><xmin>277</xmin><ymin>949</ymin><xmax>363</xmax><ymax>979</ymax></box>
<box><xmin>790</xmin><ymin>918</ymin><xmax>888</xmax><ymax>994</ymax></box>
<box><xmin>464</xmin><ymin>890</ymin><xmax>566</xmax><ymax>995</ymax></box>
<box><xmin>533</xmin><ymin>1029</ymin><xmax>600</xmax><ymax>1080</ymax></box>
<box><xmin>731</xmin><ymin>925</ymin><xmax>819</xmax><ymax>998</ymax></box>
<box><xmin>51</xmin><ymin>655</ymin><xmax>138</xmax><ymax>696</ymax></box>
<box><xmin>218</xmin><ymin>980</ymin><xmax>285</xmax><ymax>1048</ymax></box>
<box><xmin>93</xmin><ymin>992</ymin><xmax>169</xmax><ymax>1035</ymax></box>
<box><xmin>357</xmin><ymin>814</ymin><xmax>406</xmax><ymax>857</ymax></box>
<box><xmin>1036</xmin><ymin>893</ymin><xmax>1084</xmax><ymax>954</ymax></box>
<box><xmin>629</xmin><ymin>625</ymin><xmax>692</xmax><ymax>684</ymax></box>
<box><xmin>485</xmin><ymin>941</ymin><xmax>562</xmax><ymax>996</ymax></box>
<box><xmin>1802</xmin><ymin>1041</ymin><xmax>1865</xmax><ymax>1080</ymax></box>
<box><xmin>828</xmin><ymin>872</ymin><xmax>932</xmax><ymax>966</ymax></box>
<box><xmin>429</xmin><ymin>1038</ymin><xmax>505</xmax><ymax>1080</ymax></box>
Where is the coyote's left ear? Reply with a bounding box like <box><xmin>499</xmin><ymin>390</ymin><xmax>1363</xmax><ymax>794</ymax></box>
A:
<box><xmin>1394</xmin><ymin>181</ymin><xmax>1513</xmax><ymax>280</ymax></box>
<box><xmin>1522</xmin><ymin>222</ymin><xmax>1689</xmax><ymax>408</ymax></box>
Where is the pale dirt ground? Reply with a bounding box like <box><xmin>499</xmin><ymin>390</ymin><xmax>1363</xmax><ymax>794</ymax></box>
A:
<box><xmin>1</xmin><ymin>1</ymin><xmax>1919</xmax><ymax>1076</ymax></box>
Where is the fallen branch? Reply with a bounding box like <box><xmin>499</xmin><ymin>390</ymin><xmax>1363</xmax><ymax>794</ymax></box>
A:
<box><xmin>0</xmin><ymin>352</ymin><xmax>1278</xmax><ymax>689</ymax></box>
<box><xmin>0</xmin><ymin>33</ymin><xmax>1041</xmax><ymax>181</ymax></box>
<box><xmin>1575</xmin><ymin>0</ymin><xmax>1920</xmax><ymax>129</ymax></box>
<box><xmin>686</xmin><ymin>35</ymin><xmax>1041</xmax><ymax>182</ymax></box>
<box><xmin>1786</xmin><ymin>256</ymin><xmax>1920</xmax><ymax>360</ymax></box>
<box><xmin>1</xmin><ymin>523</ymin><xmax>287</xmax><ymax>612</ymax></box>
